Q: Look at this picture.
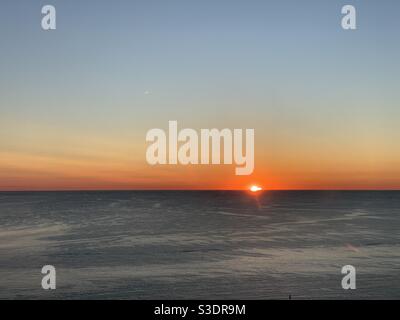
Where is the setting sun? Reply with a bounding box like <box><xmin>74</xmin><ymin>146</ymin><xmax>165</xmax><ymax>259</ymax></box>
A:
<box><xmin>250</xmin><ymin>185</ymin><xmax>263</xmax><ymax>192</ymax></box>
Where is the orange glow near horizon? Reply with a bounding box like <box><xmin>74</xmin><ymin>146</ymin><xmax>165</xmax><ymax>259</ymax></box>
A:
<box><xmin>1</xmin><ymin>145</ymin><xmax>400</xmax><ymax>191</ymax></box>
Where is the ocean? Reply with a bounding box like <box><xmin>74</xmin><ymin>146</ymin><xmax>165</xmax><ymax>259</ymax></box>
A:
<box><xmin>0</xmin><ymin>191</ymin><xmax>399</xmax><ymax>299</ymax></box>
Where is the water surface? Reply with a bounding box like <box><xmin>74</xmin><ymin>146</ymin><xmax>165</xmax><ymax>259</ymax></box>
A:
<box><xmin>0</xmin><ymin>191</ymin><xmax>399</xmax><ymax>299</ymax></box>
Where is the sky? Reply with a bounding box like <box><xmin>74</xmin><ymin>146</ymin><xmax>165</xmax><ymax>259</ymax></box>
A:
<box><xmin>0</xmin><ymin>0</ymin><xmax>399</xmax><ymax>190</ymax></box>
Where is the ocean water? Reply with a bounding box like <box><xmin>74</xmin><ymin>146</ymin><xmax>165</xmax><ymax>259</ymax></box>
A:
<box><xmin>0</xmin><ymin>191</ymin><xmax>399</xmax><ymax>300</ymax></box>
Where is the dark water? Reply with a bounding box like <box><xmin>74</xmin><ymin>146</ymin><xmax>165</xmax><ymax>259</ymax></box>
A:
<box><xmin>0</xmin><ymin>191</ymin><xmax>399</xmax><ymax>299</ymax></box>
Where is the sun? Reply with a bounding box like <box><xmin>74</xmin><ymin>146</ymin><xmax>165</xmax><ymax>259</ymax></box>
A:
<box><xmin>250</xmin><ymin>185</ymin><xmax>262</xmax><ymax>192</ymax></box>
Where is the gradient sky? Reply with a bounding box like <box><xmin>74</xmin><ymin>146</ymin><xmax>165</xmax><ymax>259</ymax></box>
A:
<box><xmin>1</xmin><ymin>0</ymin><xmax>399</xmax><ymax>190</ymax></box>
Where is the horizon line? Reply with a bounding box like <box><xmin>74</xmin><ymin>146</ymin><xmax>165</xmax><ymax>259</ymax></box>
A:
<box><xmin>1</xmin><ymin>189</ymin><xmax>399</xmax><ymax>192</ymax></box>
